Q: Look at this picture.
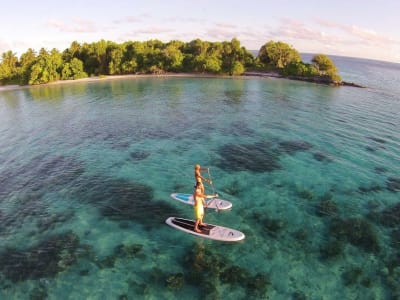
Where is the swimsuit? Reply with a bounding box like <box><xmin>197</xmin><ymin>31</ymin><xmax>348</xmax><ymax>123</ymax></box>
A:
<box><xmin>193</xmin><ymin>188</ymin><xmax>204</xmax><ymax>219</ymax></box>
<box><xmin>194</xmin><ymin>202</ymin><xmax>204</xmax><ymax>219</ymax></box>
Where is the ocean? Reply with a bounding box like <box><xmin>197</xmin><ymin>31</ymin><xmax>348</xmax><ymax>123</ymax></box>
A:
<box><xmin>0</xmin><ymin>56</ymin><xmax>399</xmax><ymax>299</ymax></box>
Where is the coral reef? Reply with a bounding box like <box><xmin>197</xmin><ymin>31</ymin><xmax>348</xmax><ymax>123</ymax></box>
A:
<box><xmin>319</xmin><ymin>239</ymin><xmax>344</xmax><ymax>260</ymax></box>
<box><xmin>222</xmin><ymin>180</ymin><xmax>242</xmax><ymax>196</ymax></box>
<box><xmin>95</xmin><ymin>243</ymin><xmax>145</xmax><ymax>269</ymax></box>
<box><xmin>0</xmin><ymin>231</ymin><xmax>79</xmax><ymax>282</ymax></box>
<box><xmin>73</xmin><ymin>177</ymin><xmax>181</xmax><ymax>228</ymax></box>
<box><xmin>313</xmin><ymin>152</ymin><xmax>333</xmax><ymax>162</ymax></box>
<box><xmin>181</xmin><ymin>243</ymin><xmax>270</xmax><ymax>298</ymax></box>
<box><xmin>37</xmin><ymin>211</ymin><xmax>75</xmax><ymax>232</ymax></box>
<box><xmin>130</xmin><ymin>151</ymin><xmax>150</xmax><ymax>161</ymax></box>
<box><xmin>251</xmin><ymin>211</ymin><xmax>286</xmax><ymax>238</ymax></box>
<box><xmin>341</xmin><ymin>267</ymin><xmax>363</xmax><ymax>286</ymax></box>
<box><xmin>292</xmin><ymin>290</ymin><xmax>307</xmax><ymax>300</ymax></box>
<box><xmin>374</xmin><ymin>166</ymin><xmax>387</xmax><ymax>174</ymax></box>
<box><xmin>166</xmin><ymin>273</ymin><xmax>184</xmax><ymax>290</ymax></box>
<box><xmin>278</xmin><ymin>140</ymin><xmax>313</xmax><ymax>154</ymax></box>
<box><xmin>217</xmin><ymin>142</ymin><xmax>281</xmax><ymax>172</ymax></box>
<box><xmin>0</xmin><ymin>154</ymin><xmax>84</xmax><ymax>198</ymax></box>
<box><xmin>297</xmin><ymin>189</ymin><xmax>314</xmax><ymax>200</ymax></box>
<box><xmin>371</xmin><ymin>203</ymin><xmax>400</xmax><ymax>227</ymax></box>
<box><xmin>358</xmin><ymin>184</ymin><xmax>383</xmax><ymax>194</ymax></box>
<box><xmin>329</xmin><ymin>217</ymin><xmax>380</xmax><ymax>253</ymax></box>
<box><xmin>315</xmin><ymin>199</ymin><xmax>338</xmax><ymax>217</ymax></box>
<box><xmin>387</xmin><ymin>177</ymin><xmax>400</xmax><ymax>192</ymax></box>
<box><xmin>222</xmin><ymin>121</ymin><xmax>255</xmax><ymax>137</ymax></box>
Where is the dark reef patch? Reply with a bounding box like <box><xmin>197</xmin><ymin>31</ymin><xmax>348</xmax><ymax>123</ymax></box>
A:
<box><xmin>358</xmin><ymin>184</ymin><xmax>384</xmax><ymax>194</ymax></box>
<box><xmin>220</xmin><ymin>121</ymin><xmax>255</xmax><ymax>137</ymax></box>
<box><xmin>386</xmin><ymin>177</ymin><xmax>400</xmax><ymax>192</ymax></box>
<box><xmin>315</xmin><ymin>199</ymin><xmax>338</xmax><ymax>217</ymax></box>
<box><xmin>0</xmin><ymin>192</ymin><xmax>52</xmax><ymax>235</ymax></box>
<box><xmin>36</xmin><ymin>211</ymin><xmax>75</xmax><ymax>232</ymax></box>
<box><xmin>95</xmin><ymin>243</ymin><xmax>145</xmax><ymax>269</ymax></box>
<box><xmin>374</xmin><ymin>166</ymin><xmax>388</xmax><ymax>174</ymax></box>
<box><xmin>370</xmin><ymin>202</ymin><xmax>400</xmax><ymax>227</ymax></box>
<box><xmin>0</xmin><ymin>231</ymin><xmax>79</xmax><ymax>282</ymax></box>
<box><xmin>0</xmin><ymin>154</ymin><xmax>84</xmax><ymax>198</ymax></box>
<box><xmin>313</xmin><ymin>151</ymin><xmax>333</xmax><ymax>162</ymax></box>
<box><xmin>99</xmin><ymin>183</ymin><xmax>179</xmax><ymax>226</ymax></box>
<box><xmin>329</xmin><ymin>217</ymin><xmax>380</xmax><ymax>253</ymax></box>
<box><xmin>166</xmin><ymin>273</ymin><xmax>185</xmax><ymax>290</ymax></box>
<box><xmin>217</xmin><ymin>142</ymin><xmax>281</xmax><ymax>172</ymax></box>
<box><xmin>342</xmin><ymin>267</ymin><xmax>363</xmax><ymax>286</ymax></box>
<box><xmin>72</xmin><ymin>176</ymin><xmax>181</xmax><ymax>228</ymax></box>
<box><xmin>182</xmin><ymin>243</ymin><xmax>270</xmax><ymax>298</ymax></box>
<box><xmin>1</xmin><ymin>193</ymin><xmax>44</xmax><ymax>227</ymax></box>
<box><xmin>278</xmin><ymin>140</ymin><xmax>313</xmax><ymax>154</ymax></box>
<box><xmin>319</xmin><ymin>239</ymin><xmax>344</xmax><ymax>260</ymax></box>
<box><xmin>251</xmin><ymin>211</ymin><xmax>286</xmax><ymax>238</ymax></box>
<box><xmin>391</xmin><ymin>229</ymin><xmax>400</xmax><ymax>250</ymax></box>
<box><xmin>297</xmin><ymin>188</ymin><xmax>315</xmax><ymax>200</ymax></box>
<box><xmin>130</xmin><ymin>151</ymin><xmax>151</xmax><ymax>161</ymax></box>
<box><xmin>221</xmin><ymin>180</ymin><xmax>243</xmax><ymax>196</ymax></box>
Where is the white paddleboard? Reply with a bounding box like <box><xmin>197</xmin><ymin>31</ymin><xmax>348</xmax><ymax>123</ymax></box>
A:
<box><xmin>170</xmin><ymin>193</ymin><xmax>232</xmax><ymax>210</ymax></box>
<box><xmin>165</xmin><ymin>217</ymin><xmax>245</xmax><ymax>242</ymax></box>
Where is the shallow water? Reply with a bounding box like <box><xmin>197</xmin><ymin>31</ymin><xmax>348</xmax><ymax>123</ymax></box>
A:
<box><xmin>1</xmin><ymin>57</ymin><xmax>400</xmax><ymax>299</ymax></box>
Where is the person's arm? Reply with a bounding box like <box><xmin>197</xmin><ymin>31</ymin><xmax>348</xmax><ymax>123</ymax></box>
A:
<box><xmin>200</xmin><ymin>174</ymin><xmax>212</xmax><ymax>184</ymax></box>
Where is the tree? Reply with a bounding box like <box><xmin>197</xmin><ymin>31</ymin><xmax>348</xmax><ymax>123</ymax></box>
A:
<box><xmin>162</xmin><ymin>40</ymin><xmax>184</xmax><ymax>72</ymax></box>
<box><xmin>312</xmin><ymin>54</ymin><xmax>341</xmax><ymax>82</ymax></box>
<box><xmin>257</xmin><ymin>41</ymin><xmax>301</xmax><ymax>70</ymax></box>
<box><xmin>28</xmin><ymin>48</ymin><xmax>62</xmax><ymax>84</ymax></box>
<box><xmin>62</xmin><ymin>41</ymin><xmax>82</xmax><ymax>62</ymax></box>
<box><xmin>19</xmin><ymin>48</ymin><xmax>37</xmax><ymax>84</ymax></box>
<box><xmin>108</xmin><ymin>45</ymin><xmax>125</xmax><ymax>75</ymax></box>
<box><xmin>282</xmin><ymin>61</ymin><xmax>318</xmax><ymax>77</ymax></box>
<box><xmin>0</xmin><ymin>51</ymin><xmax>18</xmax><ymax>83</ymax></box>
<box><xmin>61</xmin><ymin>58</ymin><xmax>87</xmax><ymax>80</ymax></box>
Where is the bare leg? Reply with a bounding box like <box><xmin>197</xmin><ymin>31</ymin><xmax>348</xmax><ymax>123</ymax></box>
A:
<box><xmin>199</xmin><ymin>216</ymin><xmax>205</xmax><ymax>227</ymax></box>
<box><xmin>194</xmin><ymin>219</ymin><xmax>201</xmax><ymax>232</ymax></box>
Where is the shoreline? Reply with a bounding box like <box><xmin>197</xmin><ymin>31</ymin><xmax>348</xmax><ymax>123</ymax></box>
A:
<box><xmin>0</xmin><ymin>72</ymin><xmax>364</xmax><ymax>91</ymax></box>
<box><xmin>0</xmin><ymin>73</ymin><xmax>234</xmax><ymax>91</ymax></box>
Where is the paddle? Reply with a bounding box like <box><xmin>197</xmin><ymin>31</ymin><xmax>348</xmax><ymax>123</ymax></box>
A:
<box><xmin>206</xmin><ymin>168</ymin><xmax>220</xmax><ymax>212</ymax></box>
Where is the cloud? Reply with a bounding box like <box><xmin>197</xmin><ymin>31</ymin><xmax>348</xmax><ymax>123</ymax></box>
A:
<box><xmin>215</xmin><ymin>22</ymin><xmax>237</xmax><ymax>29</ymax></box>
<box><xmin>205</xmin><ymin>28</ymin><xmax>234</xmax><ymax>40</ymax></box>
<box><xmin>272</xmin><ymin>18</ymin><xmax>344</xmax><ymax>44</ymax></box>
<box><xmin>162</xmin><ymin>16</ymin><xmax>207</xmax><ymax>25</ymax></box>
<box><xmin>131</xmin><ymin>26</ymin><xmax>176</xmax><ymax>35</ymax></box>
<box><xmin>113</xmin><ymin>14</ymin><xmax>150</xmax><ymax>24</ymax></box>
<box><xmin>46</xmin><ymin>18</ymin><xmax>98</xmax><ymax>33</ymax></box>
<box><xmin>315</xmin><ymin>18</ymin><xmax>399</xmax><ymax>46</ymax></box>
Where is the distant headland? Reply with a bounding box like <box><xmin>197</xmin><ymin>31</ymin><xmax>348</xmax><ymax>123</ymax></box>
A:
<box><xmin>0</xmin><ymin>38</ymin><xmax>364</xmax><ymax>88</ymax></box>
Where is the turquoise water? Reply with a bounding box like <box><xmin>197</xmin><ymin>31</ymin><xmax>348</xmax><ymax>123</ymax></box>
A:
<box><xmin>1</xmin><ymin>57</ymin><xmax>400</xmax><ymax>299</ymax></box>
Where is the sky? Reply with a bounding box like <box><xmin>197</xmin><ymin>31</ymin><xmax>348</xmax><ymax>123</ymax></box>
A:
<box><xmin>1</xmin><ymin>0</ymin><xmax>399</xmax><ymax>63</ymax></box>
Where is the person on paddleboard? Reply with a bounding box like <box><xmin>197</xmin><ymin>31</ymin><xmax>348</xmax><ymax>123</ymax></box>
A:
<box><xmin>194</xmin><ymin>164</ymin><xmax>212</xmax><ymax>194</ymax></box>
<box><xmin>193</xmin><ymin>181</ymin><xmax>218</xmax><ymax>233</ymax></box>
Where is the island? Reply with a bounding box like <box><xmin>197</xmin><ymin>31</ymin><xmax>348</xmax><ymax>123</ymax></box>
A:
<box><xmin>0</xmin><ymin>38</ymin><xmax>363</xmax><ymax>88</ymax></box>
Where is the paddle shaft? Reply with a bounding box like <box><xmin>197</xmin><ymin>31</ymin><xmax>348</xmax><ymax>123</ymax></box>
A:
<box><xmin>207</xmin><ymin>168</ymin><xmax>219</xmax><ymax>211</ymax></box>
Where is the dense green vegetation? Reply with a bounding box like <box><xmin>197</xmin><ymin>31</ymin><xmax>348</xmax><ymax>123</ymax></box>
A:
<box><xmin>0</xmin><ymin>39</ymin><xmax>341</xmax><ymax>86</ymax></box>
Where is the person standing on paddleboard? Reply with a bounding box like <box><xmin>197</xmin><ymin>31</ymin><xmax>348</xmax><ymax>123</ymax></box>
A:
<box><xmin>193</xmin><ymin>181</ymin><xmax>218</xmax><ymax>233</ymax></box>
<box><xmin>194</xmin><ymin>164</ymin><xmax>212</xmax><ymax>194</ymax></box>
